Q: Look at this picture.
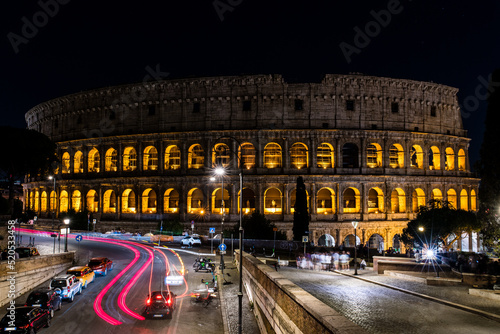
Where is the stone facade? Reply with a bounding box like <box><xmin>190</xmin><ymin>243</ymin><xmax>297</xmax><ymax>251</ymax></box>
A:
<box><xmin>24</xmin><ymin>74</ymin><xmax>479</xmax><ymax>250</ymax></box>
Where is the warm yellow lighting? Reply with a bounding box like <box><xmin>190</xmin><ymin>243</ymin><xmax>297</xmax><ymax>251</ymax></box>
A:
<box><xmin>245</xmin><ymin>208</ymin><xmax>249</xmax><ymax>214</ymax></box>
<box><xmin>418</xmin><ymin>226</ymin><xmax>424</xmax><ymax>232</ymax></box>
<box><xmin>200</xmin><ymin>210</ymin><xmax>204</xmax><ymax>214</ymax></box>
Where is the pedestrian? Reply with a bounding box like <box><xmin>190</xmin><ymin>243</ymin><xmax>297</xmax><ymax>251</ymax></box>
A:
<box><xmin>340</xmin><ymin>251</ymin><xmax>348</xmax><ymax>270</ymax></box>
<box><xmin>333</xmin><ymin>251</ymin><xmax>340</xmax><ymax>270</ymax></box>
<box><xmin>360</xmin><ymin>258</ymin><xmax>367</xmax><ymax>270</ymax></box>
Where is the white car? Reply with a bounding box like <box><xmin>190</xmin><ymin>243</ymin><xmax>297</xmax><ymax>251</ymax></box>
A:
<box><xmin>180</xmin><ymin>235</ymin><xmax>202</xmax><ymax>247</ymax></box>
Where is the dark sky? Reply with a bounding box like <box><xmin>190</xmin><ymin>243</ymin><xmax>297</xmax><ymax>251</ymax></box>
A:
<box><xmin>1</xmin><ymin>0</ymin><xmax>499</xmax><ymax>167</ymax></box>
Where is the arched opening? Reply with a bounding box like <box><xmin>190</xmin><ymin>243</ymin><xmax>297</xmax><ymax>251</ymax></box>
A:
<box><xmin>34</xmin><ymin>191</ymin><xmax>39</xmax><ymax>212</ymax></box>
<box><xmin>143</xmin><ymin>146</ymin><xmax>158</xmax><ymax>171</ymax></box>
<box><xmin>72</xmin><ymin>190</ymin><xmax>81</xmax><ymax>212</ymax></box>
<box><xmin>445</xmin><ymin>147</ymin><xmax>455</xmax><ymax>170</ymax></box>
<box><xmin>188</xmin><ymin>144</ymin><xmax>204</xmax><ymax>169</ymax></box>
<box><xmin>41</xmin><ymin>191</ymin><xmax>47</xmax><ymax>212</ymax></box>
<box><xmin>105</xmin><ymin>148</ymin><xmax>118</xmax><ymax>172</ymax></box>
<box><xmin>428</xmin><ymin>146</ymin><xmax>441</xmax><ymax>170</ymax></box>
<box><xmin>59</xmin><ymin>190</ymin><xmax>68</xmax><ymax>212</ymax></box>
<box><xmin>316</xmin><ymin>188</ymin><xmax>335</xmax><ymax>214</ymax></box>
<box><xmin>431</xmin><ymin>188</ymin><xmax>443</xmax><ymax>202</ymax></box>
<box><xmin>74</xmin><ymin>151</ymin><xmax>83</xmax><ymax>173</ymax></box>
<box><xmin>447</xmin><ymin>189</ymin><xmax>457</xmax><ymax>209</ymax></box>
<box><xmin>238</xmin><ymin>143</ymin><xmax>256</xmax><ymax>170</ymax></box>
<box><xmin>343</xmin><ymin>234</ymin><xmax>360</xmax><ymax>247</ymax></box>
<box><xmin>88</xmin><ymin>148</ymin><xmax>100</xmax><ymax>173</ymax></box>
<box><xmin>368</xmin><ymin>187</ymin><xmax>384</xmax><ymax>213</ymax></box>
<box><xmin>290</xmin><ymin>142</ymin><xmax>308</xmax><ymax>169</ymax></box>
<box><xmin>164</xmin><ymin>189</ymin><xmax>179</xmax><ymax>213</ymax></box>
<box><xmin>412</xmin><ymin>188</ymin><xmax>426</xmax><ymax>212</ymax></box>
<box><xmin>62</xmin><ymin>152</ymin><xmax>70</xmax><ymax>174</ymax></box>
<box><xmin>410</xmin><ymin>145</ymin><xmax>423</xmax><ymax>169</ymax></box>
<box><xmin>123</xmin><ymin>147</ymin><xmax>137</xmax><ymax>171</ymax></box>
<box><xmin>212</xmin><ymin>143</ymin><xmax>231</xmax><ymax>168</ymax></box>
<box><xmin>212</xmin><ymin>187</ymin><xmax>230</xmax><ymax>214</ymax></box>
<box><xmin>389</xmin><ymin>144</ymin><xmax>404</xmax><ymax>168</ymax></box>
<box><xmin>86</xmin><ymin>190</ymin><xmax>98</xmax><ymax>212</ymax></box>
<box><xmin>368</xmin><ymin>234</ymin><xmax>385</xmax><ymax>253</ymax></box>
<box><xmin>470</xmin><ymin>190</ymin><xmax>477</xmax><ymax>211</ymax></box>
<box><xmin>263</xmin><ymin>143</ymin><xmax>282</xmax><ymax>168</ymax></box>
<box><xmin>290</xmin><ymin>189</ymin><xmax>309</xmax><ymax>213</ymax></box>
<box><xmin>317</xmin><ymin>234</ymin><xmax>335</xmax><ymax>247</ymax></box>
<box><xmin>264</xmin><ymin>188</ymin><xmax>282</xmax><ymax>214</ymax></box>
<box><xmin>390</xmin><ymin>188</ymin><xmax>406</xmax><ymax>213</ymax></box>
<box><xmin>187</xmin><ymin>188</ymin><xmax>204</xmax><ymax>213</ymax></box>
<box><xmin>317</xmin><ymin>143</ymin><xmax>334</xmax><ymax>169</ymax></box>
<box><xmin>238</xmin><ymin>188</ymin><xmax>256</xmax><ymax>214</ymax></box>
<box><xmin>50</xmin><ymin>191</ymin><xmax>56</xmax><ymax>212</ymax></box>
<box><xmin>121</xmin><ymin>189</ymin><xmax>136</xmax><ymax>213</ymax></box>
<box><xmin>458</xmin><ymin>149</ymin><xmax>466</xmax><ymax>171</ymax></box>
<box><xmin>29</xmin><ymin>191</ymin><xmax>33</xmax><ymax>210</ymax></box>
<box><xmin>460</xmin><ymin>189</ymin><xmax>468</xmax><ymax>211</ymax></box>
<box><xmin>342</xmin><ymin>143</ymin><xmax>358</xmax><ymax>168</ymax></box>
<box><xmin>343</xmin><ymin>187</ymin><xmax>360</xmax><ymax>213</ymax></box>
<box><xmin>142</xmin><ymin>189</ymin><xmax>157</xmax><ymax>213</ymax></box>
<box><xmin>165</xmin><ymin>145</ymin><xmax>181</xmax><ymax>170</ymax></box>
<box><xmin>392</xmin><ymin>234</ymin><xmax>401</xmax><ymax>252</ymax></box>
<box><xmin>366</xmin><ymin>143</ymin><xmax>382</xmax><ymax>168</ymax></box>
<box><xmin>103</xmin><ymin>190</ymin><xmax>116</xmax><ymax>213</ymax></box>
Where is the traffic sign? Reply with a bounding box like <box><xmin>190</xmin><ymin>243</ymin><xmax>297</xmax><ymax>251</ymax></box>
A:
<box><xmin>209</xmin><ymin>227</ymin><xmax>215</xmax><ymax>233</ymax></box>
<box><xmin>75</xmin><ymin>235</ymin><xmax>83</xmax><ymax>242</ymax></box>
<box><xmin>220</xmin><ymin>250</ymin><xmax>226</xmax><ymax>255</ymax></box>
<box><xmin>302</xmin><ymin>236</ymin><xmax>308</xmax><ymax>243</ymax></box>
<box><xmin>218</xmin><ymin>243</ymin><xmax>227</xmax><ymax>251</ymax></box>
<box><xmin>93</xmin><ymin>219</ymin><xmax>96</xmax><ymax>224</ymax></box>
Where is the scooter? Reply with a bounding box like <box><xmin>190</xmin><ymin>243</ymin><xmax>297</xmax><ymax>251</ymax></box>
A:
<box><xmin>193</xmin><ymin>257</ymin><xmax>215</xmax><ymax>272</ymax></box>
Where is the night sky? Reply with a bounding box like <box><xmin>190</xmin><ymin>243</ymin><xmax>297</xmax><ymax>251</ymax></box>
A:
<box><xmin>1</xmin><ymin>0</ymin><xmax>499</xmax><ymax>168</ymax></box>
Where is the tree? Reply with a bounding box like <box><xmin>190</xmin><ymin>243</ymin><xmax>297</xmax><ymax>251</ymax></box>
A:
<box><xmin>401</xmin><ymin>200</ymin><xmax>480</xmax><ymax>250</ymax></box>
<box><xmin>293</xmin><ymin>176</ymin><xmax>309</xmax><ymax>241</ymax></box>
<box><xmin>0</xmin><ymin>126</ymin><xmax>57</xmax><ymax>217</ymax></box>
<box><xmin>476</xmin><ymin>69</ymin><xmax>500</xmax><ymax>254</ymax></box>
<box><xmin>229</xmin><ymin>211</ymin><xmax>286</xmax><ymax>240</ymax></box>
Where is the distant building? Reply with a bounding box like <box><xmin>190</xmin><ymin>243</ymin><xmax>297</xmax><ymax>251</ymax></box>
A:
<box><xmin>24</xmin><ymin>74</ymin><xmax>480</xmax><ymax>251</ymax></box>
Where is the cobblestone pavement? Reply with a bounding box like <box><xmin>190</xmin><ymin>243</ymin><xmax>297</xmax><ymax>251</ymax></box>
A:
<box><xmin>282</xmin><ymin>267</ymin><xmax>500</xmax><ymax>334</ymax></box>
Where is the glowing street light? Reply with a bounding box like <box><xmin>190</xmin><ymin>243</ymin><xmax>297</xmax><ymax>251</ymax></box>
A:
<box><xmin>418</xmin><ymin>226</ymin><xmax>424</xmax><ymax>232</ymax></box>
<box><xmin>352</xmin><ymin>221</ymin><xmax>359</xmax><ymax>275</ymax></box>
<box><xmin>64</xmin><ymin>218</ymin><xmax>70</xmax><ymax>252</ymax></box>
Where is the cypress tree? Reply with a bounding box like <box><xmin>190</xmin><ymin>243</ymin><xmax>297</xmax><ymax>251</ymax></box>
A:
<box><xmin>293</xmin><ymin>176</ymin><xmax>309</xmax><ymax>241</ymax></box>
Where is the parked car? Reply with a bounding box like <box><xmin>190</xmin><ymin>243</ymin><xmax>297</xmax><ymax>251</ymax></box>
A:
<box><xmin>15</xmin><ymin>247</ymin><xmax>40</xmax><ymax>258</ymax></box>
<box><xmin>143</xmin><ymin>291</ymin><xmax>176</xmax><ymax>319</ymax></box>
<box><xmin>87</xmin><ymin>257</ymin><xmax>113</xmax><ymax>276</ymax></box>
<box><xmin>0</xmin><ymin>306</ymin><xmax>51</xmax><ymax>333</ymax></box>
<box><xmin>49</xmin><ymin>274</ymin><xmax>82</xmax><ymax>302</ymax></box>
<box><xmin>66</xmin><ymin>266</ymin><xmax>95</xmax><ymax>289</ymax></box>
<box><xmin>25</xmin><ymin>288</ymin><xmax>62</xmax><ymax>318</ymax></box>
<box><xmin>180</xmin><ymin>235</ymin><xmax>202</xmax><ymax>247</ymax></box>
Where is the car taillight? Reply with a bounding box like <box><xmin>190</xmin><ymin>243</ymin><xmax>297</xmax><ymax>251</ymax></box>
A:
<box><xmin>166</xmin><ymin>297</ymin><xmax>172</xmax><ymax>306</ymax></box>
<box><xmin>67</xmin><ymin>285</ymin><xmax>70</xmax><ymax>291</ymax></box>
<box><xmin>146</xmin><ymin>298</ymin><xmax>151</xmax><ymax>305</ymax></box>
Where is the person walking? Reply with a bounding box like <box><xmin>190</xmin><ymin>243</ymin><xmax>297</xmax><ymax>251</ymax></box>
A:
<box><xmin>333</xmin><ymin>251</ymin><xmax>340</xmax><ymax>270</ymax></box>
<box><xmin>340</xmin><ymin>251</ymin><xmax>348</xmax><ymax>270</ymax></box>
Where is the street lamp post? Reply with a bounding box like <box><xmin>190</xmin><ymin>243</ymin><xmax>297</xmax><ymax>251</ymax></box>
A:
<box><xmin>64</xmin><ymin>218</ymin><xmax>70</xmax><ymax>252</ymax></box>
<box><xmin>352</xmin><ymin>221</ymin><xmax>359</xmax><ymax>275</ymax></box>
<box><xmin>48</xmin><ymin>176</ymin><xmax>56</xmax><ymax>230</ymax></box>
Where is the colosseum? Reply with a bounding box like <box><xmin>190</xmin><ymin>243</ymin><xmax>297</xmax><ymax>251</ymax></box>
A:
<box><xmin>24</xmin><ymin>73</ymin><xmax>480</xmax><ymax>252</ymax></box>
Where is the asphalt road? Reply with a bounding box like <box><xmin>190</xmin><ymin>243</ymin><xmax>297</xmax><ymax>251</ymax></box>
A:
<box><xmin>11</xmin><ymin>231</ymin><xmax>223</xmax><ymax>334</ymax></box>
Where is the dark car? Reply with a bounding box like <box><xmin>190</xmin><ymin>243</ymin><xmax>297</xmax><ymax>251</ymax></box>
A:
<box><xmin>87</xmin><ymin>257</ymin><xmax>113</xmax><ymax>276</ymax></box>
<box><xmin>15</xmin><ymin>247</ymin><xmax>40</xmax><ymax>259</ymax></box>
<box><xmin>143</xmin><ymin>291</ymin><xmax>176</xmax><ymax>319</ymax></box>
<box><xmin>0</xmin><ymin>306</ymin><xmax>51</xmax><ymax>334</ymax></box>
<box><xmin>25</xmin><ymin>289</ymin><xmax>62</xmax><ymax>318</ymax></box>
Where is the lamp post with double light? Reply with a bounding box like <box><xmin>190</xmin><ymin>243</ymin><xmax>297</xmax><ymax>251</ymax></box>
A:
<box><xmin>352</xmin><ymin>221</ymin><xmax>359</xmax><ymax>275</ymax></box>
<box><xmin>64</xmin><ymin>218</ymin><xmax>70</xmax><ymax>252</ymax></box>
<box><xmin>213</xmin><ymin>167</ymin><xmax>226</xmax><ymax>277</ymax></box>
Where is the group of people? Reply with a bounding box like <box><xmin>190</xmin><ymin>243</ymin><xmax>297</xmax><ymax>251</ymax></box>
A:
<box><xmin>296</xmin><ymin>251</ymin><xmax>367</xmax><ymax>271</ymax></box>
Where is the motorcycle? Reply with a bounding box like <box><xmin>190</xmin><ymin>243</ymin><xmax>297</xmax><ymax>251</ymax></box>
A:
<box><xmin>193</xmin><ymin>257</ymin><xmax>215</xmax><ymax>272</ymax></box>
<box><xmin>190</xmin><ymin>278</ymin><xmax>218</xmax><ymax>307</ymax></box>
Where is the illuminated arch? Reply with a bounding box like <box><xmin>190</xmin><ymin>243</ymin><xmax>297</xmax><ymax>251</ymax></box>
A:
<box><xmin>29</xmin><ymin>191</ymin><xmax>34</xmax><ymax>210</ymax></box>
<box><xmin>317</xmin><ymin>143</ymin><xmax>334</xmax><ymax>169</ymax></box>
<box><xmin>103</xmin><ymin>190</ymin><xmax>116</xmax><ymax>213</ymax></box>
<box><xmin>143</xmin><ymin>146</ymin><xmax>158</xmax><ymax>171</ymax></box>
<box><xmin>62</xmin><ymin>152</ymin><xmax>70</xmax><ymax>174</ymax></box>
<box><xmin>316</xmin><ymin>187</ymin><xmax>335</xmax><ymax>214</ymax></box>
<box><xmin>447</xmin><ymin>188</ymin><xmax>457</xmax><ymax>209</ymax></box>
<box><xmin>34</xmin><ymin>191</ymin><xmax>39</xmax><ymax>212</ymax></box>
<box><xmin>72</xmin><ymin>190</ymin><xmax>81</xmax><ymax>212</ymax></box>
<box><xmin>142</xmin><ymin>188</ymin><xmax>157</xmax><ymax>213</ymax></box>
<box><xmin>410</xmin><ymin>145</ymin><xmax>423</xmax><ymax>169</ymax></box>
<box><xmin>49</xmin><ymin>191</ymin><xmax>56</xmax><ymax>212</ymax></box>
<box><xmin>368</xmin><ymin>234</ymin><xmax>385</xmax><ymax>253</ymax></box>
<box><xmin>238</xmin><ymin>143</ymin><xmax>256</xmax><ymax>170</ymax></box>
<box><xmin>389</xmin><ymin>144</ymin><xmax>404</xmax><ymax>168</ymax></box>
<box><xmin>212</xmin><ymin>143</ymin><xmax>231</xmax><ymax>168</ymax></box>
<box><xmin>445</xmin><ymin>147</ymin><xmax>455</xmax><ymax>170</ymax></box>
<box><xmin>264</xmin><ymin>187</ymin><xmax>282</xmax><ymax>214</ymax></box>
<box><xmin>41</xmin><ymin>191</ymin><xmax>47</xmax><ymax>212</ymax></box>
<box><xmin>105</xmin><ymin>148</ymin><xmax>118</xmax><ymax>172</ymax></box>
<box><xmin>211</xmin><ymin>187</ymin><xmax>230</xmax><ymax>214</ymax></box>
<box><xmin>460</xmin><ymin>189</ymin><xmax>468</xmax><ymax>211</ymax></box>
<box><xmin>431</xmin><ymin>188</ymin><xmax>443</xmax><ymax>201</ymax></box>
<box><xmin>188</xmin><ymin>144</ymin><xmax>204</xmax><ymax>169</ymax></box>
<box><xmin>123</xmin><ymin>147</ymin><xmax>137</xmax><ymax>171</ymax></box>
<box><xmin>74</xmin><ymin>151</ymin><xmax>83</xmax><ymax>173</ymax></box>
<box><xmin>164</xmin><ymin>188</ymin><xmax>179</xmax><ymax>213</ymax></box>
<box><xmin>343</xmin><ymin>187</ymin><xmax>360</xmax><ymax>213</ymax></box>
<box><xmin>86</xmin><ymin>189</ymin><xmax>98</xmax><ymax>212</ymax></box>
<box><xmin>366</xmin><ymin>143</ymin><xmax>382</xmax><ymax>168</ymax></box>
<box><xmin>368</xmin><ymin>187</ymin><xmax>384</xmax><ymax>213</ymax></box>
<box><xmin>290</xmin><ymin>142</ymin><xmax>308</xmax><ymax>169</ymax></box>
<box><xmin>470</xmin><ymin>190</ymin><xmax>477</xmax><ymax>211</ymax></box>
<box><xmin>121</xmin><ymin>189</ymin><xmax>136</xmax><ymax>213</ymax></box>
<box><xmin>88</xmin><ymin>148</ymin><xmax>100</xmax><ymax>173</ymax></box>
<box><xmin>412</xmin><ymin>188</ymin><xmax>426</xmax><ymax>212</ymax></box>
<box><xmin>187</xmin><ymin>188</ymin><xmax>204</xmax><ymax>213</ymax></box>
<box><xmin>165</xmin><ymin>145</ymin><xmax>181</xmax><ymax>170</ymax></box>
<box><xmin>263</xmin><ymin>143</ymin><xmax>282</xmax><ymax>168</ymax></box>
<box><xmin>458</xmin><ymin>149</ymin><xmax>466</xmax><ymax>171</ymax></box>
<box><xmin>429</xmin><ymin>146</ymin><xmax>441</xmax><ymax>170</ymax></box>
<box><xmin>238</xmin><ymin>188</ymin><xmax>256</xmax><ymax>214</ymax></box>
<box><xmin>59</xmin><ymin>190</ymin><xmax>69</xmax><ymax>212</ymax></box>
<box><xmin>390</xmin><ymin>188</ymin><xmax>406</xmax><ymax>213</ymax></box>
